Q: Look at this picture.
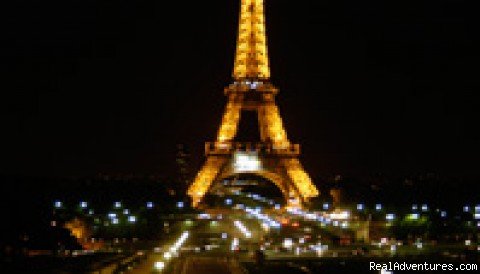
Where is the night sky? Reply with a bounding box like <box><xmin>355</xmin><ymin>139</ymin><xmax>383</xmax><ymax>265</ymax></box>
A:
<box><xmin>1</xmin><ymin>0</ymin><xmax>479</xmax><ymax>180</ymax></box>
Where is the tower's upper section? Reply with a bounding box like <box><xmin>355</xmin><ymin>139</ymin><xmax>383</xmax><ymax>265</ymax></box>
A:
<box><xmin>233</xmin><ymin>0</ymin><xmax>270</xmax><ymax>81</ymax></box>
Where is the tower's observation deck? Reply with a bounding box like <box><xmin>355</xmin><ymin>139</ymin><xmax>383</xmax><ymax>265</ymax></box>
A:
<box><xmin>187</xmin><ymin>0</ymin><xmax>320</xmax><ymax>208</ymax></box>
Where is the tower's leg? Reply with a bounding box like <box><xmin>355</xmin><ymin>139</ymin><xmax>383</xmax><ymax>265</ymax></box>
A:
<box><xmin>282</xmin><ymin>158</ymin><xmax>319</xmax><ymax>203</ymax></box>
<box><xmin>217</xmin><ymin>96</ymin><xmax>242</xmax><ymax>143</ymax></box>
<box><xmin>187</xmin><ymin>156</ymin><xmax>227</xmax><ymax>207</ymax></box>
<box><xmin>258</xmin><ymin>104</ymin><xmax>289</xmax><ymax>147</ymax></box>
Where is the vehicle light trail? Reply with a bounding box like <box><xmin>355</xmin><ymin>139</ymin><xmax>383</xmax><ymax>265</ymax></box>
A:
<box><xmin>234</xmin><ymin>220</ymin><xmax>252</xmax><ymax>238</ymax></box>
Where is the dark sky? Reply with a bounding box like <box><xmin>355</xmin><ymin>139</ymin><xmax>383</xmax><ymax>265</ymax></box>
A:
<box><xmin>1</xmin><ymin>0</ymin><xmax>479</xmax><ymax>179</ymax></box>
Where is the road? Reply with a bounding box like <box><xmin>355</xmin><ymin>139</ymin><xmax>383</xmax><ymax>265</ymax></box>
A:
<box><xmin>128</xmin><ymin>212</ymin><xmax>253</xmax><ymax>273</ymax></box>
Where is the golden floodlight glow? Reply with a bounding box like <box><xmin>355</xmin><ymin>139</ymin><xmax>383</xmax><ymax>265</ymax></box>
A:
<box><xmin>217</xmin><ymin>100</ymin><xmax>242</xmax><ymax>143</ymax></box>
<box><xmin>187</xmin><ymin>0</ymin><xmax>319</xmax><ymax>208</ymax></box>
<box><xmin>233</xmin><ymin>0</ymin><xmax>270</xmax><ymax>80</ymax></box>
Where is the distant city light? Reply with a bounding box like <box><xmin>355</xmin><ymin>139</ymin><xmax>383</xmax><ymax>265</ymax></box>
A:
<box><xmin>408</xmin><ymin>213</ymin><xmax>419</xmax><ymax>220</ymax></box>
<box><xmin>225</xmin><ymin>198</ymin><xmax>232</xmax><ymax>205</ymax></box>
<box><xmin>357</xmin><ymin>204</ymin><xmax>364</xmax><ymax>211</ymax></box>
<box><xmin>283</xmin><ymin>238</ymin><xmax>293</xmax><ymax>249</ymax></box>
<box><xmin>441</xmin><ymin>211</ymin><xmax>447</xmax><ymax>218</ymax></box>
<box><xmin>390</xmin><ymin>244</ymin><xmax>396</xmax><ymax>252</ymax></box>
<box><xmin>412</xmin><ymin>204</ymin><xmax>418</xmax><ymax>211</ymax></box>
<box><xmin>295</xmin><ymin>246</ymin><xmax>301</xmax><ymax>255</ymax></box>
<box><xmin>114</xmin><ymin>201</ymin><xmax>122</xmax><ymax>208</ymax></box>
<box><xmin>323</xmin><ymin>203</ymin><xmax>329</xmax><ymax>210</ymax></box>
<box><xmin>386</xmin><ymin>214</ymin><xmax>395</xmax><ymax>221</ymax></box>
<box><xmin>54</xmin><ymin>200</ymin><xmax>62</xmax><ymax>208</ymax></box>
<box><xmin>421</xmin><ymin>204</ymin><xmax>428</xmax><ymax>212</ymax></box>
<box><xmin>112</xmin><ymin>218</ymin><xmax>119</xmax><ymax>225</ymax></box>
<box><xmin>235</xmin><ymin>204</ymin><xmax>245</xmax><ymax>210</ymax></box>
<box><xmin>198</xmin><ymin>213</ymin><xmax>210</xmax><ymax>219</ymax></box>
<box><xmin>177</xmin><ymin>201</ymin><xmax>184</xmax><ymax>208</ymax></box>
<box><xmin>80</xmin><ymin>201</ymin><xmax>88</xmax><ymax>208</ymax></box>
<box><xmin>475</xmin><ymin>205</ymin><xmax>480</xmax><ymax>212</ymax></box>
<box><xmin>464</xmin><ymin>206</ymin><xmax>470</xmax><ymax>213</ymax></box>
<box><xmin>154</xmin><ymin>261</ymin><xmax>165</xmax><ymax>270</ymax></box>
<box><xmin>222</xmin><ymin>233</ymin><xmax>228</xmax><ymax>239</ymax></box>
<box><xmin>375</xmin><ymin>204</ymin><xmax>382</xmax><ymax>211</ymax></box>
<box><xmin>231</xmin><ymin>237</ymin><xmax>239</xmax><ymax>251</ymax></box>
<box><xmin>123</xmin><ymin>209</ymin><xmax>130</xmax><ymax>215</ymax></box>
<box><xmin>88</xmin><ymin>209</ymin><xmax>94</xmax><ymax>215</ymax></box>
<box><xmin>128</xmin><ymin>216</ymin><xmax>137</xmax><ymax>223</ymax></box>
<box><xmin>274</xmin><ymin>204</ymin><xmax>281</xmax><ymax>210</ymax></box>
<box><xmin>146</xmin><ymin>202</ymin><xmax>154</xmax><ymax>208</ymax></box>
<box><xmin>108</xmin><ymin>213</ymin><xmax>117</xmax><ymax>219</ymax></box>
<box><xmin>474</xmin><ymin>213</ymin><xmax>480</xmax><ymax>220</ymax></box>
<box><xmin>329</xmin><ymin>211</ymin><xmax>350</xmax><ymax>220</ymax></box>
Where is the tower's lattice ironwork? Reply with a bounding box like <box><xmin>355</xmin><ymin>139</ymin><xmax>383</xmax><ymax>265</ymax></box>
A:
<box><xmin>188</xmin><ymin>0</ymin><xmax>319</xmax><ymax>208</ymax></box>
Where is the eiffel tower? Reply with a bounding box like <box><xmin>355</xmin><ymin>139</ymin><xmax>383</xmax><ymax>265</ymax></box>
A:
<box><xmin>188</xmin><ymin>0</ymin><xmax>319</xmax><ymax>208</ymax></box>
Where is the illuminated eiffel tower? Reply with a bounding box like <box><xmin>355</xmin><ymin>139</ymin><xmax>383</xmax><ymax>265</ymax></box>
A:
<box><xmin>188</xmin><ymin>0</ymin><xmax>319</xmax><ymax>208</ymax></box>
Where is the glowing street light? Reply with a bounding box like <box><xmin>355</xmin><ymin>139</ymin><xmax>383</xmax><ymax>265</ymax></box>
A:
<box><xmin>54</xmin><ymin>200</ymin><xmax>62</xmax><ymax>208</ymax></box>
<box><xmin>128</xmin><ymin>216</ymin><xmax>137</xmax><ymax>223</ymax></box>
<box><xmin>421</xmin><ymin>204</ymin><xmax>428</xmax><ymax>212</ymax></box>
<box><xmin>283</xmin><ymin>238</ymin><xmax>293</xmax><ymax>249</ymax></box>
<box><xmin>386</xmin><ymin>214</ymin><xmax>395</xmax><ymax>221</ymax></box>
<box><xmin>231</xmin><ymin>237</ymin><xmax>239</xmax><ymax>251</ymax></box>
<box><xmin>154</xmin><ymin>261</ymin><xmax>165</xmax><ymax>271</ymax></box>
